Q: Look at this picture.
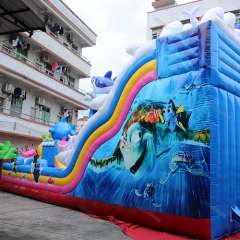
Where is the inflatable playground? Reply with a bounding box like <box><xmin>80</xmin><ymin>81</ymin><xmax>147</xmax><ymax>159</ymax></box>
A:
<box><xmin>1</xmin><ymin>6</ymin><xmax>240</xmax><ymax>240</ymax></box>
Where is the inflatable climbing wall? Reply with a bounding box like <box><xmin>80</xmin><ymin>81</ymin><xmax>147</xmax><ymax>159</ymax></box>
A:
<box><xmin>1</xmin><ymin>20</ymin><xmax>240</xmax><ymax>240</ymax></box>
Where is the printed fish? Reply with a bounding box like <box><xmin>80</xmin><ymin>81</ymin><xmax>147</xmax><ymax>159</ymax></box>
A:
<box><xmin>90</xmin><ymin>100</ymin><xmax>207</xmax><ymax>180</ymax></box>
<box><xmin>158</xmin><ymin>99</ymin><xmax>191</xmax><ymax>132</ymax></box>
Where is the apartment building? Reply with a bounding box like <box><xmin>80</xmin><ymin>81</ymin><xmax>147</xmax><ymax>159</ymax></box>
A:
<box><xmin>147</xmin><ymin>0</ymin><xmax>240</xmax><ymax>40</ymax></box>
<box><xmin>0</xmin><ymin>0</ymin><xmax>97</xmax><ymax>149</ymax></box>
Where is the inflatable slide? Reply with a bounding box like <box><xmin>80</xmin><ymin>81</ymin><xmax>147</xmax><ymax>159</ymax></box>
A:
<box><xmin>1</xmin><ymin>7</ymin><xmax>240</xmax><ymax>240</ymax></box>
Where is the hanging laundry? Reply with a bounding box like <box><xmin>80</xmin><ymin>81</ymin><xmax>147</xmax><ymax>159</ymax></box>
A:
<box><xmin>56</xmin><ymin>64</ymin><xmax>63</xmax><ymax>74</ymax></box>
<box><xmin>18</xmin><ymin>38</ymin><xmax>23</xmax><ymax>45</ymax></box>
<box><xmin>62</xmin><ymin>67</ymin><xmax>67</xmax><ymax>74</ymax></box>
<box><xmin>13</xmin><ymin>87</ymin><xmax>22</xmax><ymax>100</ymax></box>
<box><xmin>56</xmin><ymin>25</ymin><xmax>60</xmax><ymax>32</ymax></box>
<box><xmin>12</xmin><ymin>36</ymin><xmax>19</xmax><ymax>47</ymax></box>
<box><xmin>63</xmin><ymin>108</ymin><xmax>68</xmax><ymax>117</ymax></box>
<box><xmin>59</xmin><ymin>27</ymin><xmax>64</xmax><ymax>35</ymax></box>
<box><xmin>22</xmin><ymin>90</ymin><xmax>27</xmax><ymax>100</ymax></box>
<box><xmin>21</xmin><ymin>41</ymin><xmax>27</xmax><ymax>50</ymax></box>
<box><xmin>51</xmin><ymin>23</ymin><xmax>58</xmax><ymax>34</ymax></box>
<box><xmin>52</xmin><ymin>62</ymin><xmax>57</xmax><ymax>71</ymax></box>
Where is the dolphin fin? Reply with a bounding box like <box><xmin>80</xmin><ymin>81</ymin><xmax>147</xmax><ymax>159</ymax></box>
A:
<box><xmin>181</xmin><ymin>5</ymin><xmax>200</xmax><ymax>28</ymax></box>
<box><xmin>103</xmin><ymin>71</ymin><xmax>112</xmax><ymax>79</ymax></box>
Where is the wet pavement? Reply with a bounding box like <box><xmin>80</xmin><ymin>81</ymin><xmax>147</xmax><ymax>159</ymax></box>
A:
<box><xmin>0</xmin><ymin>191</ymin><xmax>131</xmax><ymax>240</ymax></box>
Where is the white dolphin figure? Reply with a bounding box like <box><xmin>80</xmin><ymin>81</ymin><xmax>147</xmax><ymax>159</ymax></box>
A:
<box><xmin>160</xmin><ymin>21</ymin><xmax>183</xmax><ymax>38</ymax></box>
<box><xmin>181</xmin><ymin>5</ymin><xmax>200</xmax><ymax>29</ymax></box>
<box><xmin>57</xmin><ymin>134</ymin><xmax>76</xmax><ymax>166</ymax></box>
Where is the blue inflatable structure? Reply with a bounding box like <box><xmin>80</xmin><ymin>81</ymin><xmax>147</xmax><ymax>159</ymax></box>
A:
<box><xmin>1</xmin><ymin>6</ymin><xmax>240</xmax><ymax>239</ymax></box>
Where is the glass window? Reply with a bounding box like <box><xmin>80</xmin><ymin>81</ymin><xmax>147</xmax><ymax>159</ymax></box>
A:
<box><xmin>66</xmin><ymin>115</ymin><xmax>72</xmax><ymax>125</ymax></box>
<box><xmin>72</xmin><ymin>44</ymin><xmax>78</xmax><ymax>52</ymax></box>
<box><xmin>68</xmin><ymin>76</ymin><xmax>75</xmax><ymax>87</ymax></box>
<box><xmin>152</xmin><ymin>27</ymin><xmax>163</xmax><ymax>39</ymax></box>
<box><xmin>11</xmin><ymin>98</ymin><xmax>22</xmax><ymax>117</ymax></box>
<box><xmin>41</xmin><ymin>106</ymin><xmax>50</xmax><ymax>124</ymax></box>
<box><xmin>16</xmin><ymin>47</ymin><xmax>26</xmax><ymax>62</ymax></box>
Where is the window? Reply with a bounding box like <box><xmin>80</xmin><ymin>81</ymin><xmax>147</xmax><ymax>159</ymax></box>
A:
<box><xmin>72</xmin><ymin>43</ymin><xmax>78</xmax><ymax>52</ymax></box>
<box><xmin>30</xmin><ymin>107</ymin><xmax>37</xmax><ymax>121</ymax></box>
<box><xmin>11</xmin><ymin>98</ymin><xmax>22</xmax><ymax>117</ymax></box>
<box><xmin>40</xmin><ymin>106</ymin><xmax>50</xmax><ymax>124</ymax></box>
<box><xmin>45</xmin><ymin>63</ymin><xmax>54</xmax><ymax>76</ymax></box>
<box><xmin>66</xmin><ymin>115</ymin><xmax>72</xmax><ymax>125</ymax></box>
<box><xmin>68</xmin><ymin>76</ymin><xmax>75</xmax><ymax>87</ymax></box>
<box><xmin>181</xmin><ymin>19</ymin><xmax>190</xmax><ymax>25</ymax></box>
<box><xmin>16</xmin><ymin>47</ymin><xmax>26</xmax><ymax>62</ymax></box>
<box><xmin>152</xmin><ymin>27</ymin><xmax>163</xmax><ymax>39</ymax></box>
<box><xmin>230</xmin><ymin>9</ymin><xmax>240</xmax><ymax>26</ymax></box>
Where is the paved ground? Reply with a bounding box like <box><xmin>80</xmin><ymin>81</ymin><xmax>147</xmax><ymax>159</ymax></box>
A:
<box><xmin>0</xmin><ymin>191</ymin><xmax>131</xmax><ymax>240</ymax></box>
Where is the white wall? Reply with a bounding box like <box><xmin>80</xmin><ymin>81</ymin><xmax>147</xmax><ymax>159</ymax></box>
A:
<box><xmin>147</xmin><ymin>0</ymin><xmax>240</xmax><ymax>40</ymax></box>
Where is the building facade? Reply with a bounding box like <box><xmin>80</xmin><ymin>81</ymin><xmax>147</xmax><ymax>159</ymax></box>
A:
<box><xmin>147</xmin><ymin>0</ymin><xmax>240</xmax><ymax>40</ymax></box>
<box><xmin>0</xmin><ymin>0</ymin><xmax>96</xmax><ymax>149</ymax></box>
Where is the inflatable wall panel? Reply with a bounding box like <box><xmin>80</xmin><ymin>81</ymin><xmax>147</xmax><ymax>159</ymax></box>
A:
<box><xmin>1</xmin><ymin>20</ymin><xmax>240</xmax><ymax>240</ymax></box>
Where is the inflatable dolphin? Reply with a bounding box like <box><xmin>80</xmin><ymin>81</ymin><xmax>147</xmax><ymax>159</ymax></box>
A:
<box><xmin>84</xmin><ymin>71</ymin><xmax>116</xmax><ymax>117</ymax></box>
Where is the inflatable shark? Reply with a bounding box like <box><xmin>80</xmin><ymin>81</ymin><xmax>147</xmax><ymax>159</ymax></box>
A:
<box><xmin>84</xmin><ymin>71</ymin><xmax>116</xmax><ymax>117</ymax></box>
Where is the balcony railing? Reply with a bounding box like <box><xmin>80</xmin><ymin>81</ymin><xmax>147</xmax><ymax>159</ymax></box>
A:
<box><xmin>0</xmin><ymin>107</ymin><xmax>55</xmax><ymax>126</ymax></box>
<box><xmin>46</xmin><ymin>28</ymin><xmax>91</xmax><ymax>64</ymax></box>
<box><xmin>0</xmin><ymin>43</ymin><xmax>86</xmax><ymax>95</ymax></box>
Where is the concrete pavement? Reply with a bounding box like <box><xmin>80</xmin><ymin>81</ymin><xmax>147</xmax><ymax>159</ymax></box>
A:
<box><xmin>0</xmin><ymin>191</ymin><xmax>131</xmax><ymax>240</ymax></box>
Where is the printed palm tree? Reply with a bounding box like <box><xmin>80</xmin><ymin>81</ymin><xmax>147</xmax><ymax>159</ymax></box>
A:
<box><xmin>0</xmin><ymin>141</ymin><xmax>17</xmax><ymax>160</ymax></box>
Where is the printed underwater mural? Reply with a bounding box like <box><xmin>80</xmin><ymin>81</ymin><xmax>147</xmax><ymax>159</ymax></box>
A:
<box><xmin>69</xmin><ymin>72</ymin><xmax>210</xmax><ymax>218</ymax></box>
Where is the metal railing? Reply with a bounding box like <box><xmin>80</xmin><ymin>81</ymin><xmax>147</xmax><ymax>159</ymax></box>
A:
<box><xmin>0</xmin><ymin>43</ymin><xmax>87</xmax><ymax>95</ymax></box>
<box><xmin>46</xmin><ymin>28</ymin><xmax>91</xmax><ymax>64</ymax></box>
<box><xmin>0</xmin><ymin>107</ymin><xmax>55</xmax><ymax>126</ymax></box>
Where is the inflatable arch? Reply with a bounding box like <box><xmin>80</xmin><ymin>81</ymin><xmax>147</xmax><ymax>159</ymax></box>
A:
<box><xmin>1</xmin><ymin>17</ymin><xmax>240</xmax><ymax>239</ymax></box>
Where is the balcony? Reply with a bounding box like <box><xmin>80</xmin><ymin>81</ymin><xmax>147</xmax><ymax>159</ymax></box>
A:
<box><xmin>26</xmin><ymin>30</ymin><xmax>91</xmax><ymax>78</ymax></box>
<box><xmin>43</xmin><ymin>0</ymin><xmax>97</xmax><ymax>47</ymax></box>
<box><xmin>0</xmin><ymin>44</ymin><xmax>89</xmax><ymax>109</ymax></box>
<box><xmin>0</xmin><ymin>111</ymin><xmax>51</xmax><ymax>140</ymax></box>
<box><xmin>46</xmin><ymin>28</ymin><xmax>91</xmax><ymax>64</ymax></box>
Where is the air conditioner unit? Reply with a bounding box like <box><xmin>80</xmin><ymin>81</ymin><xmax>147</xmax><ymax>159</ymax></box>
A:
<box><xmin>68</xmin><ymin>34</ymin><xmax>74</xmax><ymax>43</ymax></box>
<box><xmin>66</xmin><ymin>68</ymin><xmax>71</xmax><ymax>76</ymax></box>
<box><xmin>41</xmin><ymin>53</ymin><xmax>49</xmax><ymax>63</ymax></box>
<box><xmin>46</xmin><ymin>15</ymin><xmax>53</xmax><ymax>25</ymax></box>
<box><xmin>3</xmin><ymin>83</ymin><xmax>14</xmax><ymax>94</ymax></box>
<box><xmin>36</xmin><ymin>97</ymin><xmax>45</xmax><ymax>106</ymax></box>
<box><xmin>70</xmin><ymin>34</ymin><xmax>74</xmax><ymax>42</ymax></box>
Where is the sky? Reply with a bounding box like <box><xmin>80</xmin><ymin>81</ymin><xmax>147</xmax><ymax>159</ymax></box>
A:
<box><xmin>63</xmin><ymin>0</ymin><xmax>193</xmax><ymax>93</ymax></box>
